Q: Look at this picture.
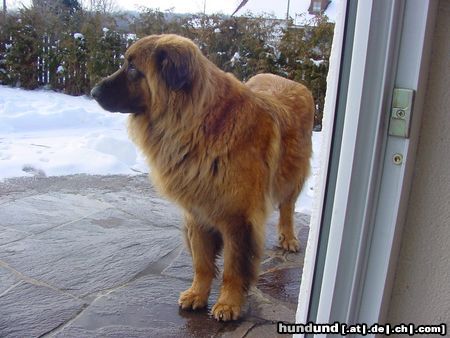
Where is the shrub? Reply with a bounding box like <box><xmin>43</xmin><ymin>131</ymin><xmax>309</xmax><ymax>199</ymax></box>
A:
<box><xmin>0</xmin><ymin>6</ymin><xmax>334</xmax><ymax>125</ymax></box>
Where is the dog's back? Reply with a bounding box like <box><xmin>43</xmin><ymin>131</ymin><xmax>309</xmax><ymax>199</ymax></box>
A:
<box><xmin>246</xmin><ymin>73</ymin><xmax>314</xmax><ymax>133</ymax></box>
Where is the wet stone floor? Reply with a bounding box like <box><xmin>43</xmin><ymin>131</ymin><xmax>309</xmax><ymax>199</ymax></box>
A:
<box><xmin>0</xmin><ymin>175</ymin><xmax>310</xmax><ymax>338</ymax></box>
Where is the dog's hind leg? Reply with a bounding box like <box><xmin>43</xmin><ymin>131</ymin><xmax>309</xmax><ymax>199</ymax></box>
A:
<box><xmin>211</xmin><ymin>215</ymin><xmax>264</xmax><ymax>321</ymax></box>
<box><xmin>277</xmin><ymin>182</ymin><xmax>303</xmax><ymax>252</ymax></box>
<box><xmin>179</xmin><ymin>213</ymin><xmax>223</xmax><ymax>310</ymax></box>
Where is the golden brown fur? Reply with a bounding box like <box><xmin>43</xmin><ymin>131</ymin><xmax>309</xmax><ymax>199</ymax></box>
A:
<box><xmin>91</xmin><ymin>34</ymin><xmax>314</xmax><ymax>321</ymax></box>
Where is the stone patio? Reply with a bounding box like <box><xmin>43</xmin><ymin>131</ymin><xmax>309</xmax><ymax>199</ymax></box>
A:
<box><xmin>0</xmin><ymin>175</ymin><xmax>309</xmax><ymax>337</ymax></box>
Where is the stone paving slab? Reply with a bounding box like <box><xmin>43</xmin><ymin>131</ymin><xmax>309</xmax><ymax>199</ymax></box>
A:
<box><xmin>0</xmin><ymin>175</ymin><xmax>310</xmax><ymax>338</ymax></box>
<box><xmin>0</xmin><ymin>281</ymin><xmax>86</xmax><ymax>338</ymax></box>
<box><xmin>0</xmin><ymin>228</ymin><xmax>28</xmax><ymax>246</ymax></box>
<box><xmin>0</xmin><ymin>216</ymin><xmax>181</xmax><ymax>297</ymax></box>
<box><xmin>0</xmin><ymin>193</ymin><xmax>111</xmax><ymax>234</ymax></box>
<box><xmin>0</xmin><ymin>266</ymin><xmax>19</xmax><ymax>294</ymax></box>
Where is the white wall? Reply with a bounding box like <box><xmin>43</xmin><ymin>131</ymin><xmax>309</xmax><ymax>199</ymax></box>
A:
<box><xmin>387</xmin><ymin>0</ymin><xmax>450</xmax><ymax>325</ymax></box>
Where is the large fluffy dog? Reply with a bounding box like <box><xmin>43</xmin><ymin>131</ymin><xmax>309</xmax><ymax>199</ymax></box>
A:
<box><xmin>91</xmin><ymin>34</ymin><xmax>314</xmax><ymax>321</ymax></box>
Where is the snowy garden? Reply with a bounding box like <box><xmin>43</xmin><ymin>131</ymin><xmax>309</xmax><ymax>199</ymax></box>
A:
<box><xmin>0</xmin><ymin>1</ymin><xmax>332</xmax><ymax>215</ymax></box>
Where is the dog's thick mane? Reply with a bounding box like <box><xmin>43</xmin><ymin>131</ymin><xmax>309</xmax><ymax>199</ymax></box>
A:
<box><xmin>128</xmin><ymin>37</ymin><xmax>280</xmax><ymax>222</ymax></box>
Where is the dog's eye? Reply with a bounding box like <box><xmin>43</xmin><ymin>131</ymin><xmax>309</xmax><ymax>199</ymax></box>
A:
<box><xmin>127</xmin><ymin>62</ymin><xmax>142</xmax><ymax>81</ymax></box>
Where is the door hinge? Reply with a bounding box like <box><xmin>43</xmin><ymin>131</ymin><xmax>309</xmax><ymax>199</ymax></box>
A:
<box><xmin>388</xmin><ymin>88</ymin><xmax>415</xmax><ymax>138</ymax></box>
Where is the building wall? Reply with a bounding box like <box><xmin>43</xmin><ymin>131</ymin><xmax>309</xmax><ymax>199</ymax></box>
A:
<box><xmin>387</xmin><ymin>0</ymin><xmax>450</xmax><ymax>325</ymax></box>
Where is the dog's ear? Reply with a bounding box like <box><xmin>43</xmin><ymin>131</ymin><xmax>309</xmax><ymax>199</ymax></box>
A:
<box><xmin>155</xmin><ymin>45</ymin><xmax>192</xmax><ymax>91</ymax></box>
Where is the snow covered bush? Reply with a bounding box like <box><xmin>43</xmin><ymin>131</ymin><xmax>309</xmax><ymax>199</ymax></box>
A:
<box><xmin>279</xmin><ymin>15</ymin><xmax>334</xmax><ymax>127</ymax></box>
<box><xmin>0</xmin><ymin>1</ymin><xmax>126</xmax><ymax>95</ymax></box>
<box><xmin>0</xmin><ymin>4</ymin><xmax>333</xmax><ymax>126</ymax></box>
<box><xmin>1</xmin><ymin>9</ymin><xmax>41</xmax><ymax>89</ymax></box>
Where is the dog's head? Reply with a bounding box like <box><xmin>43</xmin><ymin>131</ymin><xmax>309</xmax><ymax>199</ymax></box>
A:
<box><xmin>91</xmin><ymin>34</ymin><xmax>201</xmax><ymax>114</ymax></box>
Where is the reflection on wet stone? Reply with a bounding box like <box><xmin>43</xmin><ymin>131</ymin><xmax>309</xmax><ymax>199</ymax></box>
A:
<box><xmin>258</xmin><ymin>268</ymin><xmax>303</xmax><ymax>305</ymax></box>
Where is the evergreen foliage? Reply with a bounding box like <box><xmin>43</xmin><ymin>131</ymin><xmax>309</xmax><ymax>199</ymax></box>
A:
<box><xmin>0</xmin><ymin>6</ymin><xmax>334</xmax><ymax>125</ymax></box>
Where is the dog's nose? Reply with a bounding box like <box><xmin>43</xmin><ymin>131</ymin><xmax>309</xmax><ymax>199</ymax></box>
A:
<box><xmin>90</xmin><ymin>86</ymin><xmax>101</xmax><ymax>99</ymax></box>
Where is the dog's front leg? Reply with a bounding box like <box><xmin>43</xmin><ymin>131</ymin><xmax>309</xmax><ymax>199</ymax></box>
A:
<box><xmin>179</xmin><ymin>214</ymin><xmax>222</xmax><ymax>310</ymax></box>
<box><xmin>211</xmin><ymin>216</ymin><xmax>263</xmax><ymax>321</ymax></box>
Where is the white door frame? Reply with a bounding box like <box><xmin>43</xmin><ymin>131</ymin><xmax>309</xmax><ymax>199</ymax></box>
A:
<box><xmin>296</xmin><ymin>0</ymin><xmax>438</xmax><ymax>334</ymax></box>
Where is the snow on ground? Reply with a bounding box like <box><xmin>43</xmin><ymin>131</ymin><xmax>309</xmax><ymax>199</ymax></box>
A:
<box><xmin>295</xmin><ymin>130</ymin><xmax>322</xmax><ymax>215</ymax></box>
<box><xmin>0</xmin><ymin>85</ymin><xmax>322</xmax><ymax>215</ymax></box>
<box><xmin>0</xmin><ymin>86</ymin><xmax>147</xmax><ymax>178</ymax></box>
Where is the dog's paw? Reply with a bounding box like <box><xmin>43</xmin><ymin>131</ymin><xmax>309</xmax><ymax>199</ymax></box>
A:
<box><xmin>211</xmin><ymin>302</ymin><xmax>241</xmax><ymax>321</ymax></box>
<box><xmin>178</xmin><ymin>289</ymin><xmax>208</xmax><ymax>310</ymax></box>
<box><xmin>278</xmin><ymin>234</ymin><xmax>300</xmax><ymax>252</ymax></box>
